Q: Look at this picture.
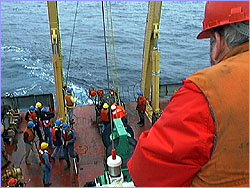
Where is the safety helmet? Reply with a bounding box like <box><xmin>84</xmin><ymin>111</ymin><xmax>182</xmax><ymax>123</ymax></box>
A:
<box><xmin>62</xmin><ymin>123</ymin><xmax>69</xmax><ymax>130</ymax></box>
<box><xmin>41</xmin><ymin>108</ymin><xmax>47</xmax><ymax>112</ymax></box>
<box><xmin>29</xmin><ymin>105</ymin><xmax>35</xmax><ymax>112</ymax></box>
<box><xmin>111</xmin><ymin>104</ymin><xmax>117</xmax><ymax>111</ymax></box>
<box><xmin>97</xmin><ymin>90</ymin><xmax>104</xmax><ymax>96</ymax></box>
<box><xmin>55</xmin><ymin>119</ymin><xmax>62</xmax><ymax>126</ymax></box>
<box><xmin>27</xmin><ymin>121</ymin><xmax>35</xmax><ymax>128</ymax></box>
<box><xmin>41</xmin><ymin>142</ymin><xmax>49</xmax><ymax>150</ymax></box>
<box><xmin>89</xmin><ymin>89</ymin><xmax>96</xmax><ymax>97</ymax></box>
<box><xmin>67</xmin><ymin>88</ymin><xmax>73</xmax><ymax>93</ymax></box>
<box><xmin>137</xmin><ymin>91</ymin><xmax>143</xmax><ymax>96</ymax></box>
<box><xmin>35</xmin><ymin>102</ymin><xmax>42</xmax><ymax>108</ymax></box>
<box><xmin>8</xmin><ymin>178</ymin><xmax>17</xmax><ymax>186</ymax></box>
<box><xmin>103</xmin><ymin>103</ymin><xmax>109</xmax><ymax>109</ymax></box>
<box><xmin>197</xmin><ymin>1</ymin><xmax>249</xmax><ymax>39</ymax></box>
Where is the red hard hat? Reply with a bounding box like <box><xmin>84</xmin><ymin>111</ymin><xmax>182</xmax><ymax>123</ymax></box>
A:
<box><xmin>197</xmin><ymin>1</ymin><xmax>249</xmax><ymax>39</ymax></box>
<box><xmin>89</xmin><ymin>89</ymin><xmax>96</xmax><ymax>97</ymax></box>
<box><xmin>8</xmin><ymin>178</ymin><xmax>17</xmax><ymax>186</ymax></box>
<box><xmin>96</xmin><ymin>90</ymin><xmax>104</xmax><ymax>96</ymax></box>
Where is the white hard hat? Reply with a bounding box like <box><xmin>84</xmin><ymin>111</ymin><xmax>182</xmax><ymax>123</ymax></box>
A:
<box><xmin>111</xmin><ymin>105</ymin><xmax>116</xmax><ymax>110</ymax></box>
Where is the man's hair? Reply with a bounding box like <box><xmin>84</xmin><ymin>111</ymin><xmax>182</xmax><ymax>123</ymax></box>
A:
<box><xmin>210</xmin><ymin>21</ymin><xmax>249</xmax><ymax>49</ymax></box>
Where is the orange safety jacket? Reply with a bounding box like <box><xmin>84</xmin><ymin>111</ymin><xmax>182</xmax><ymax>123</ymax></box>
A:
<box><xmin>100</xmin><ymin>109</ymin><xmax>109</xmax><ymax>122</ymax></box>
<box><xmin>188</xmin><ymin>42</ymin><xmax>249</xmax><ymax>187</ymax></box>
<box><xmin>24</xmin><ymin>128</ymin><xmax>35</xmax><ymax>142</ymax></box>
<box><xmin>38</xmin><ymin>149</ymin><xmax>51</xmax><ymax>164</ymax></box>
<box><xmin>136</xmin><ymin>96</ymin><xmax>146</xmax><ymax>112</ymax></box>
<box><xmin>112</xmin><ymin>105</ymin><xmax>126</xmax><ymax>119</ymax></box>
<box><xmin>65</xmin><ymin>94</ymin><xmax>74</xmax><ymax>107</ymax></box>
<box><xmin>41</xmin><ymin>119</ymin><xmax>51</xmax><ymax>128</ymax></box>
<box><xmin>51</xmin><ymin>127</ymin><xmax>57</xmax><ymax>142</ymax></box>
<box><xmin>27</xmin><ymin>111</ymin><xmax>37</xmax><ymax>121</ymax></box>
<box><xmin>62</xmin><ymin>130</ymin><xmax>73</xmax><ymax>141</ymax></box>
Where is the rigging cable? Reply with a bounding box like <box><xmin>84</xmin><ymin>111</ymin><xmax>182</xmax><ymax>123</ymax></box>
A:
<box><xmin>105</xmin><ymin>1</ymin><xmax>121</xmax><ymax>105</ymax></box>
<box><xmin>101</xmin><ymin>1</ymin><xmax>110</xmax><ymax>90</ymax></box>
<box><xmin>66</xmin><ymin>1</ymin><xmax>79</xmax><ymax>85</ymax></box>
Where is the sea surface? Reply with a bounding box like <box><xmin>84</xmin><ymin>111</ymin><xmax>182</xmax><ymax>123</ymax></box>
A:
<box><xmin>1</xmin><ymin>1</ymin><xmax>210</xmax><ymax>105</ymax></box>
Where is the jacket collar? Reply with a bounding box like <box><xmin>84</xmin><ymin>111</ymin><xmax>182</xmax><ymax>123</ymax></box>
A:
<box><xmin>222</xmin><ymin>42</ymin><xmax>249</xmax><ymax>61</ymax></box>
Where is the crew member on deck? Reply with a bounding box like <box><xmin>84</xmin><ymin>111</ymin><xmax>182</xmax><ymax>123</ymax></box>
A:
<box><xmin>136</xmin><ymin>91</ymin><xmax>146</xmax><ymax>127</ymax></box>
<box><xmin>40</xmin><ymin>108</ymin><xmax>54</xmax><ymax>148</ymax></box>
<box><xmin>100</xmin><ymin>103</ymin><xmax>110</xmax><ymax>132</ymax></box>
<box><xmin>23</xmin><ymin>121</ymin><xmax>40</xmax><ymax>165</ymax></box>
<box><xmin>62</xmin><ymin>123</ymin><xmax>79</xmax><ymax>169</ymax></box>
<box><xmin>51</xmin><ymin>119</ymin><xmax>64</xmax><ymax>161</ymax></box>
<box><xmin>111</xmin><ymin>103</ymin><xmax>127</xmax><ymax>126</ymax></box>
<box><xmin>65</xmin><ymin>88</ymin><xmax>77</xmax><ymax>124</ymax></box>
<box><xmin>39</xmin><ymin>142</ymin><xmax>52</xmax><ymax>187</ymax></box>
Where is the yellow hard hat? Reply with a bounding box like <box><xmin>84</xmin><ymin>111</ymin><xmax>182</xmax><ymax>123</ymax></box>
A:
<box><xmin>1</xmin><ymin>123</ymin><xmax>4</xmax><ymax>135</ymax></box>
<box><xmin>103</xmin><ymin>103</ymin><xmax>109</xmax><ymax>109</ymax></box>
<box><xmin>35</xmin><ymin>102</ymin><xmax>42</xmax><ymax>108</ymax></box>
<box><xmin>41</xmin><ymin>142</ymin><xmax>48</xmax><ymax>150</ymax></box>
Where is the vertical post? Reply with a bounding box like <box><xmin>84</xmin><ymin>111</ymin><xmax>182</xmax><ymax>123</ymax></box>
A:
<box><xmin>152</xmin><ymin>23</ymin><xmax>160</xmax><ymax>114</ymax></box>
<box><xmin>152</xmin><ymin>51</ymin><xmax>160</xmax><ymax>113</ymax></box>
<box><xmin>47</xmin><ymin>1</ymin><xmax>66</xmax><ymax>121</ymax></box>
<box><xmin>141</xmin><ymin>1</ymin><xmax>162</xmax><ymax>123</ymax></box>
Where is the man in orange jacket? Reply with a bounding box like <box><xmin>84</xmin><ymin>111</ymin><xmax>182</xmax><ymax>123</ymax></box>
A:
<box><xmin>128</xmin><ymin>1</ymin><xmax>249</xmax><ymax>187</ymax></box>
<box><xmin>136</xmin><ymin>91</ymin><xmax>146</xmax><ymax>127</ymax></box>
<box><xmin>100</xmin><ymin>103</ymin><xmax>110</xmax><ymax>132</ymax></box>
<box><xmin>65</xmin><ymin>88</ymin><xmax>77</xmax><ymax>124</ymax></box>
<box><xmin>111</xmin><ymin>103</ymin><xmax>128</xmax><ymax>126</ymax></box>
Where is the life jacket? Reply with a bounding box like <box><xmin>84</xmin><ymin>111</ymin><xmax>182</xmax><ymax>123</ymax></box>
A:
<box><xmin>62</xmin><ymin>130</ymin><xmax>73</xmax><ymax>141</ymax></box>
<box><xmin>136</xmin><ymin>96</ymin><xmax>146</xmax><ymax>112</ymax></box>
<box><xmin>187</xmin><ymin>42</ymin><xmax>249</xmax><ymax>187</ymax></box>
<box><xmin>24</xmin><ymin>128</ymin><xmax>35</xmax><ymax>142</ymax></box>
<box><xmin>100</xmin><ymin>109</ymin><xmax>109</xmax><ymax>122</ymax></box>
<box><xmin>51</xmin><ymin>127</ymin><xmax>57</xmax><ymax>142</ymax></box>
<box><xmin>65</xmin><ymin>94</ymin><xmax>74</xmax><ymax>107</ymax></box>
<box><xmin>41</xmin><ymin>119</ymin><xmax>51</xmax><ymax>127</ymax></box>
<box><xmin>38</xmin><ymin>149</ymin><xmax>51</xmax><ymax>164</ymax></box>
<box><xmin>112</xmin><ymin>105</ymin><xmax>126</xmax><ymax>119</ymax></box>
<box><xmin>27</xmin><ymin>111</ymin><xmax>37</xmax><ymax>121</ymax></box>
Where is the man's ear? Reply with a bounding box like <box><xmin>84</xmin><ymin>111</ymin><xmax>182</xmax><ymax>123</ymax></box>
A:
<box><xmin>213</xmin><ymin>32</ymin><xmax>223</xmax><ymax>61</ymax></box>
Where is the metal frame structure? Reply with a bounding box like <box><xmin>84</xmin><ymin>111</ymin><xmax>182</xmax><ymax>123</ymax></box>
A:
<box><xmin>141</xmin><ymin>1</ymin><xmax>162</xmax><ymax>123</ymax></box>
<box><xmin>47</xmin><ymin>1</ymin><xmax>66</xmax><ymax>121</ymax></box>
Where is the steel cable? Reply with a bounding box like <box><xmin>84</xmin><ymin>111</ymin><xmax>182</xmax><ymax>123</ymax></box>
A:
<box><xmin>66</xmin><ymin>1</ymin><xmax>79</xmax><ymax>85</ymax></box>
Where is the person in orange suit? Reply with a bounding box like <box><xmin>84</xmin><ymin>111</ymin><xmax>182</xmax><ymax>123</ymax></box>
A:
<box><xmin>100</xmin><ymin>103</ymin><xmax>110</xmax><ymax>132</ymax></box>
<box><xmin>111</xmin><ymin>103</ymin><xmax>127</xmax><ymax>126</ymax></box>
<box><xmin>136</xmin><ymin>91</ymin><xmax>146</xmax><ymax>127</ymax></box>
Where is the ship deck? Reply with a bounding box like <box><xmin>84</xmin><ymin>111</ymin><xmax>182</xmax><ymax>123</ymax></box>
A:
<box><xmin>1</xmin><ymin>99</ymin><xmax>169</xmax><ymax>187</ymax></box>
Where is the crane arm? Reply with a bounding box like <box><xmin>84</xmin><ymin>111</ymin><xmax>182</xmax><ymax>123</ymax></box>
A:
<box><xmin>47</xmin><ymin>1</ymin><xmax>66</xmax><ymax>121</ymax></box>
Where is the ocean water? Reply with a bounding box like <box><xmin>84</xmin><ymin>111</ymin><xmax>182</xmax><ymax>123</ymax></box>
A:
<box><xmin>1</xmin><ymin>1</ymin><xmax>210</xmax><ymax>105</ymax></box>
